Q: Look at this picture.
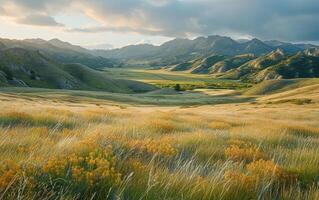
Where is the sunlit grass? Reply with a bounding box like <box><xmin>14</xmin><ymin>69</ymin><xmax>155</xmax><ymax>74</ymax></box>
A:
<box><xmin>0</xmin><ymin>97</ymin><xmax>318</xmax><ymax>199</ymax></box>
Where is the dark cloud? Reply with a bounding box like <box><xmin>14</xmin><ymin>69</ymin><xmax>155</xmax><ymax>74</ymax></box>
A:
<box><xmin>16</xmin><ymin>14</ymin><xmax>64</xmax><ymax>27</ymax></box>
<box><xmin>1</xmin><ymin>0</ymin><xmax>319</xmax><ymax>42</ymax></box>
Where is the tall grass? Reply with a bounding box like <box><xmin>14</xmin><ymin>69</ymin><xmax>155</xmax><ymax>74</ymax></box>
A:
<box><xmin>0</xmin><ymin>99</ymin><xmax>319</xmax><ymax>199</ymax></box>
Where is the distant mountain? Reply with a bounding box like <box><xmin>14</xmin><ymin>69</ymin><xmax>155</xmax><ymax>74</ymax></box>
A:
<box><xmin>236</xmin><ymin>39</ymin><xmax>250</xmax><ymax>43</ymax></box>
<box><xmin>95</xmin><ymin>44</ymin><xmax>158</xmax><ymax>60</ymax></box>
<box><xmin>48</xmin><ymin>38</ymin><xmax>90</xmax><ymax>54</ymax></box>
<box><xmin>0</xmin><ymin>38</ymin><xmax>114</xmax><ymax>69</ymax></box>
<box><xmin>0</xmin><ymin>47</ymin><xmax>155</xmax><ymax>92</ymax></box>
<box><xmin>264</xmin><ymin>40</ymin><xmax>304</xmax><ymax>54</ymax></box>
<box><xmin>241</xmin><ymin>39</ymin><xmax>273</xmax><ymax>55</ymax></box>
<box><xmin>84</xmin><ymin>43</ymin><xmax>114</xmax><ymax>50</ymax></box>
<box><xmin>98</xmin><ymin>35</ymin><xmax>318</xmax><ymax>67</ymax></box>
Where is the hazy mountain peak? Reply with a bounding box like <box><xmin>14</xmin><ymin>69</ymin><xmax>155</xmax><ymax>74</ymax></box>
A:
<box><xmin>49</xmin><ymin>38</ymin><xmax>66</xmax><ymax>44</ymax></box>
<box><xmin>84</xmin><ymin>43</ymin><xmax>114</xmax><ymax>50</ymax></box>
<box><xmin>23</xmin><ymin>38</ymin><xmax>47</xmax><ymax>44</ymax></box>
<box><xmin>264</xmin><ymin>40</ymin><xmax>290</xmax><ymax>47</ymax></box>
<box><xmin>49</xmin><ymin>38</ymin><xmax>74</xmax><ymax>47</ymax></box>
<box><xmin>237</xmin><ymin>39</ymin><xmax>250</xmax><ymax>43</ymax></box>
<box><xmin>249</xmin><ymin>38</ymin><xmax>265</xmax><ymax>44</ymax></box>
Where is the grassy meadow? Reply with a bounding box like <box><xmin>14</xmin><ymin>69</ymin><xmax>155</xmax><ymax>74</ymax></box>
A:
<box><xmin>102</xmin><ymin>68</ymin><xmax>251</xmax><ymax>90</ymax></box>
<box><xmin>0</xmin><ymin>81</ymin><xmax>319</xmax><ymax>200</ymax></box>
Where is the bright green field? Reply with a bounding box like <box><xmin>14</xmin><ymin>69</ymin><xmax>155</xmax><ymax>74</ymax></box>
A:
<box><xmin>103</xmin><ymin>68</ymin><xmax>251</xmax><ymax>90</ymax></box>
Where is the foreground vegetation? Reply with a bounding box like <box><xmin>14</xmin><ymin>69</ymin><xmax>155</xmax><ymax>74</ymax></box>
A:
<box><xmin>0</xmin><ymin>86</ymin><xmax>319</xmax><ymax>199</ymax></box>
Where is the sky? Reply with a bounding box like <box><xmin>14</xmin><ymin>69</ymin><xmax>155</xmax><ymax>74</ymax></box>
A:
<box><xmin>0</xmin><ymin>0</ymin><xmax>318</xmax><ymax>48</ymax></box>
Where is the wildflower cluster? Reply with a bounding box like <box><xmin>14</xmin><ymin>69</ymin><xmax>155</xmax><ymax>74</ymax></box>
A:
<box><xmin>126</xmin><ymin>159</ymin><xmax>147</xmax><ymax>172</ymax></box>
<box><xmin>225</xmin><ymin>140</ymin><xmax>266</xmax><ymax>162</ymax></box>
<box><xmin>225</xmin><ymin>159</ymin><xmax>296</xmax><ymax>190</ymax></box>
<box><xmin>246</xmin><ymin>159</ymin><xmax>297</xmax><ymax>184</ymax></box>
<box><xmin>0</xmin><ymin>160</ymin><xmax>21</xmax><ymax>190</ymax></box>
<box><xmin>43</xmin><ymin>147</ymin><xmax>121</xmax><ymax>188</ymax></box>
<box><xmin>127</xmin><ymin>138</ymin><xmax>177</xmax><ymax>157</ymax></box>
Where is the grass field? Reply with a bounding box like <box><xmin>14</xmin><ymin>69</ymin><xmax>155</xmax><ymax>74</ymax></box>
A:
<box><xmin>1</xmin><ymin>71</ymin><xmax>319</xmax><ymax>199</ymax></box>
<box><xmin>103</xmin><ymin>68</ymin><xmax>251</xmax><ymax>90</ymax></box>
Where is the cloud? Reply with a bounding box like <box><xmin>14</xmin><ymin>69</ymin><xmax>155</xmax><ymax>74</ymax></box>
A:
<box><xmin>0</xmin><ymin>6</ymin><xmax>6</xmax><ymax>15</ymax></box>
<box><xmin>16</xmin><ymin>14</ymin><xmax>64</xmax><ymax>27</ymax></box>
<box><xmin>1</xmin><ymin>0</ymin><xmax>319</xmax><ymax>42</ymax></box>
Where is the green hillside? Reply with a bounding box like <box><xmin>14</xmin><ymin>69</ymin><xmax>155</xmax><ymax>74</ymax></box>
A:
<box><xmin>169</xmin><ymin>55</ymin><xmax>226</xmax><ymax>74</ymax></box>
<box><xmin>0</xmin><ymin>38</ymin><xmax>114</xmax><ymax>69</ymax></box>
<box><xmin>190</xmin><ymin>55</ymin><xmax>226</xmax><ymax>74</ymax></box>
<box><xmin>0</xmin><ymin>48</ymin><xmax>156</xmax><ymax>93</ymax></box>
<box><xmin>221</xmin><ymin>49</ymin><xmax>286</xmax><ymax>80</ymax></box>
<box><xmin>262</xmin><ymin>53</ymin><xmax>319</xmax><ymax>79</ymax></box>
<box><xmin>61</xmin><ymin>64</ymin><xmax>156</xmax><ymax>93</ymax></box>
<box><xmin>210</xmin><ymin>54</ymin><xmax>256</xmax><ymax>73</ymax></box>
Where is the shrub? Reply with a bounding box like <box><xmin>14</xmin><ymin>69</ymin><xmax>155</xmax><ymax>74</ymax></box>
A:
<box><xmin>41</xmin><ymin>147</ymin><xmax>122</xmax><ymax>197</ymax></box>
<box><xmin>246</xmin><ymin>159</ymin><xmax>297</xmax><ymax>184</ymax></box>
<box><xmin>0</xmin><ymin>160</ymin><xmax>21</xmax><ymax>190</ymax></box>
<box><xmin>126</xmin><ymin>138</ymin><xmax>177</xmax><ymax>157</ymax></box>
<box><xmin>225</xmin><ymin>144</ymin><xmax>266</xmax><ymax>163</ymax></box>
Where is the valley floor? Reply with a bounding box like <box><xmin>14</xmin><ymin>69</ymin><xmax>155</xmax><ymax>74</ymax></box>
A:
<box><xmin>0</xmin><ymin>85</ymin><xmax>319</xmax><ymax>200</ymax></box>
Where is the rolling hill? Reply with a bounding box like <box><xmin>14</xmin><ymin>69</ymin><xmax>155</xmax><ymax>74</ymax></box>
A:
<box><xmin>254</xmin><ymin>52</ymin><xmax>319</xmax><ymax>81</ymax></box>
<box><xmin>169</xmin><ymin>54</ymin><xmax>256</xmax><ymax>74</ymax></box>
<box><xmin>0</xmin><ymin>38</ymin><xmax>114</xmax><ymax>69</ymax></box>
<box><xmin>167</xmin><ymin>47</ymin><xmax>319</xmax><ymax>83</ymax></box>
<box><xmin>244</xmin><ymin>78</ymin><xmax>319</xmax><ymax>95</ymax></box>
<box><xmin>220</xmin><ymin>49</ymin><xmax>287</xmax><ymax>80</ymax></box>
<box><xmin>0</xmin><ymin>47</ymin><xmax>156</xmax><ymax>93</ymax></box>
<box><xmin>210</xmin><ymin>54</ymin><xmax>256</xmax><ymax>73</ymax></box>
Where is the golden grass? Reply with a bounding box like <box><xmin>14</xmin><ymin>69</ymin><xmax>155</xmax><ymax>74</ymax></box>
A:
<box><xmin>0</xmin><ymin>97</ymin><xmax>318</xmax><ymax>199</ymax></box>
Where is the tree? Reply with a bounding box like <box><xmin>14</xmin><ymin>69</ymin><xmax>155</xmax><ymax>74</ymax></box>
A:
<box><xmin>174</xmin><ymin>84</ymin><xmax>181</xmax><ymax>91</ymax></box>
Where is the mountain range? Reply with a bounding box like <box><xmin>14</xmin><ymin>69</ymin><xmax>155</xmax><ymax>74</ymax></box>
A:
<box><xmin>0</xmin><ymin>38</ymin><xmax>114</xmax><ymax>69</ymax></box>
<box><xmin>97</xmin><ymin>35</ymin><xmax>319</xmax><ymax>67</ymax></box>
<box><xmin>0</xmin><ymin>35</ymin><xmax>318</xmax><ymax>91</ymax></box>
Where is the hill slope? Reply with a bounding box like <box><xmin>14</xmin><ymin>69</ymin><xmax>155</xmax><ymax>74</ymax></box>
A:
<box><xmin>245</xmin><ymin>78</ymin><xmax>319</xmax><ymax>95</ymax></box>
<box><xmin>253</xmin><ymin>52</ymin><xmax>319</xmax><ymax>82</ymax></box>
<box><xmin>0</xmin><ymin>38</ymin><xmax>114</xmax><ymax>69</ymax></box>
<box><xmin>218</xmin><ymin>49</ymin><xmax>319</xmax><ymax>82</ymax></box>
<box><xmin>0</xmin><ymin>48</ymin><xmax>156</xmax><ymax>93</ymax></box>
<box><xmin>221</xmin><ymin>49</ymin><xmax>287</xmax><ymax>80</ymax></box>
<box><xmin>210</xmin><ymin>54</ymin><xmax>256</xmax><ymax>73</ymax></box>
